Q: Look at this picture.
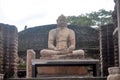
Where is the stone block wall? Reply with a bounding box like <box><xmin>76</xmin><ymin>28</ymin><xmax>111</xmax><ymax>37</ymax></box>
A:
<box><xmin>0</xmin><ymin>23</ymin><xmax>18</xmax><ymax>78</ymax></box>
<box><xmin>99</xmin><ymin>24</ymin><xmax>115</xmax><ymax>76</ymax></box>
<box><xmin>112</xmin><ymin>0</ymin><xmax>119</xmax><ymax>67</ymax></box>
<box><xmin>0</xmin><ymin>26</ymin><xmax>3</xmax><ymax>73</ymax></box>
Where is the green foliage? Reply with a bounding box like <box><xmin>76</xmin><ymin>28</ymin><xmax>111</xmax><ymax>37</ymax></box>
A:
<box><xmin>67</xmin><ymin>9</ymin><xmax>113</xmax><ymax>26</ymax></box>
<box><xmin>67</xmin><ymin>15</ymin><xmax>94</xmax><ymax>26</ymax></box>
<box><xmin>17</xmin><ymin>63</ymin><xmax>26</xmax><ymax>70</ymax></box>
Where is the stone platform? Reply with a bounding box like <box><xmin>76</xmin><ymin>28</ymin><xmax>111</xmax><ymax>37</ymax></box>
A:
<box><xmin>32</xmin><ymin>59</ymin><xmax>100</xmax><ymax>77</ymax></box>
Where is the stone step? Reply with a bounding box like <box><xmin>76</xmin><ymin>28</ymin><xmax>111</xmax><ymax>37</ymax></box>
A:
<box><xmin>8</xmin><ymin>77</ymin><xmax>106</xmax><ymax>80</ymax></box>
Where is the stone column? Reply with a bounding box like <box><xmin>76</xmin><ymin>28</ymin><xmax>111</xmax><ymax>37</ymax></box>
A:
<box><xmin>116</xmin><ymin>0</ymin><xmax>120</xmax><ymax>66</ymax></box>
<box><xmin>26</xmin><ymin>49</ymin><xmax>36</xmax><ymax>78</ymax></box>
<box><xmin>0</xmin><ymin>26</ymin><xmax>3</xmax><ymax>73</ymax></box>
<box><xmin>107</xmin><ymin>1</ymin><xmax>120</xmax><ymax>80</ymax></box>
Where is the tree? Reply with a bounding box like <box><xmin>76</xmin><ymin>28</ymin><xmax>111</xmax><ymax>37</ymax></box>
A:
<box><xmin>67</xmin><ymin>15</ymin><xmax>94</xmax><ymax>26</ymax></box>
<box><xmin>67</xmin><ymin>9</ymin><xmax>113</xmax><ymax>26</ymax></box>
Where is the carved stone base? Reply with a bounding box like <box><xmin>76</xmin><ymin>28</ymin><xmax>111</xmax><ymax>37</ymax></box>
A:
<box><xmin>37</xmin><ymin>66</ymin><xmax>88</xmax><ymax>76</ymax></box>
<box><xmin>39</xmin><ymin>55</ymin><xmax>87</xmax><ymax>76</ymax></box>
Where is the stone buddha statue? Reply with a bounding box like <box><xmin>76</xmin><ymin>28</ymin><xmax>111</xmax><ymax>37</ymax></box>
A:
<box><xmin>40</xmin><ymin>15</ymin><xmax>85</xmax><ymax>59</ymax></box>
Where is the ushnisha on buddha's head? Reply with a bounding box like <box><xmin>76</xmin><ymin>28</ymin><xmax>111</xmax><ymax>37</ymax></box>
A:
<box><xmin>57</xmin><ymin>15</ymin><xmax>67</xmax><ymax>27</ymax></box>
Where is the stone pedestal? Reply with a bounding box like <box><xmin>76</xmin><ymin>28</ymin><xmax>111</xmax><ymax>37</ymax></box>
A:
<box><xmin>26</xmin><ymin>49</ymin><xmax>36</xmax><ymax>78</ymax></box>
<box><xmin>107</xmin><ymin>67</ymin><xmax>120</xmax><ymax>80</ymax></box>
<box><xmin>38</xmin><ymin>55</ymin><xmax>88</xmax><ymax>76</ymax></box>
<box><xmin>37</xmin><ymin>66</ymin><xmax>88</xmax><ymax>76</ymax></box>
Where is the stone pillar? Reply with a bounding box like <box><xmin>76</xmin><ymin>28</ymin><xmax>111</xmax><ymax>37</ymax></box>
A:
<box><xmin>107</xmin><ymin>1</ymin><xmax>120</xmax><ymax>80</ymax></box>
<box><xmin>116</xmin><ymin>0</ymin><xmax>120</xmax><ymax>66</ymax></box>
<box><xmin>0</xmin><ymin>26</ymin><xmax>3</xmax><ymax>73</ymax></box>
<box><xmin>107</xmin><ymin>67</ymin><xmax>120</xmax><ymax>80</ymax></box>
<box><xmin>100</xmin><ymin>24</ymin><xmax>114</xmax><ymax>76</ymax></box>
<box><xmin>26</xmin><ymin>49</ymin><xmax>36</xmax><ymax>78</ymax></box>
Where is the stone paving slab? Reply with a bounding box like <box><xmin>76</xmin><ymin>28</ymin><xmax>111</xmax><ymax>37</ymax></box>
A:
<box><xmin>9</xmin><ymin>77</ymin><xmax>106</xmax><ymax>80</ymax></box>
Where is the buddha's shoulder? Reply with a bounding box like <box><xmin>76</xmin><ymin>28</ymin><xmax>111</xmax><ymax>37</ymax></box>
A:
<box><xmin>49</xmin><ymin>29</ymin><xmax>57</xmax><ymax>33</ymax></box>
<box><xmin>68</xmin><ymin>28</ymin><xmax>75</xmax><ymax>33</ymax></box>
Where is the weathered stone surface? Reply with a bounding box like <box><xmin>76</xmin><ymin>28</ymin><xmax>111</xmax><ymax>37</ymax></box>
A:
<box><xmin>38</xmin><ymin>15</ymin><xmax>87</xmax><ymax>76</ymax></box>
<box><xmin>40</xmin><ymin>15</ymin><xmax>85</xmax><ymax>59</ymax></box>
<box><xmin>107</xmin><ymin>67</ymin><xmax>120</xmax><ymax>80</ymax></box>
<box><xmin>99</xmin><ymin>24</ymin><xmax>114</xmax><ymax>76</ymax></box>
<box><xmin>0</xmin><ymin>23</ymin><xmax>18</xmax><ymax>78</ymax></box>
<box><xmin>9</xmin><ymin>77</ymin><xmax>107</xmax><ymax>80</ymax></box>
<box><xmin>37</xmin><ymin>66</ymin><xmax>88</xmax><ymax>76</ymax></box>
<box><xmin>26</xmin><ymin>49</ymin><xmax>36</xmax><ymax>78</ymax></box>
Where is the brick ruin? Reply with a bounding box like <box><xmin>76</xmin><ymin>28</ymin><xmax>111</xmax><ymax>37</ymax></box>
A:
<box><xmin>99</xmin><ymin>0</ymin><xmax>120</xmax><ymax>76</ymax></box>
<box><xmin>0</xmin><ymin>23</ymin><xmax>18</xmax><ymax>78</ymax></box>
<box><xmin>99</xmin><ymin>24</ymin><xmax>115</xmax><ymax>76</ymax></box>
<box><xmin>112</xmin><ymin>0</ymin><xmax>119</xmax><ymax>67</ymax></box>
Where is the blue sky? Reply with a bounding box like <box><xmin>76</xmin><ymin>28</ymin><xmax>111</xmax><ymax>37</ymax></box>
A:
<box><xmin>0</xmin><ymin>0</ymin><xmax>115</xmax><ymax>31</ymax></box>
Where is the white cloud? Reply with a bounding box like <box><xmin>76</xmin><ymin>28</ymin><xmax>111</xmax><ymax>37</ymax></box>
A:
<box><xmin>0</xmin><ymin>0</ymin><xmax>115</xmax><ymax>31</ymax></box>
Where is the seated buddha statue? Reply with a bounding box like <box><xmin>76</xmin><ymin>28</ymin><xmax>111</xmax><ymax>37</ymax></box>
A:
<box><xmin>40</xmin><ymin>15</ymin><xmax>85</xmax><ymax>59</ymax></box>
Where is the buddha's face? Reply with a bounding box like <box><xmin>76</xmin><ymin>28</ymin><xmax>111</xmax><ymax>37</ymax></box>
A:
<box><xmin>57</xmin><ymin>15</ymin><xmax>67</xmax><ymax>27</ymax></box>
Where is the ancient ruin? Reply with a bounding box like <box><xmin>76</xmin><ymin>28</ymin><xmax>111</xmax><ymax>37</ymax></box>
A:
<box><xmin>0</xmin><ymin>0</ymin><xmax>120</xmax><ymax>80</ymax></box>
<box><xmin>40</xmin><ymin>15</ymin><xmax>85</xmax><ymax>59</ymax></box>
<box><xmin>0</xmin><ymin>23</ymin><xmax>18</xmax><ymax>78</ymax></box>
<box><xmin>26</xmin><ymin>15</ymin><xmax>90</xmax><ymax>78</ymax></box>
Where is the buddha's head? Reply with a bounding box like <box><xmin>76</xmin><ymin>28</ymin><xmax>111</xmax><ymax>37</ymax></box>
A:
<box><xmin>57</xmin><ymin>15</ymin><xmax>67</xmax><ymax>27</ymax></box>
